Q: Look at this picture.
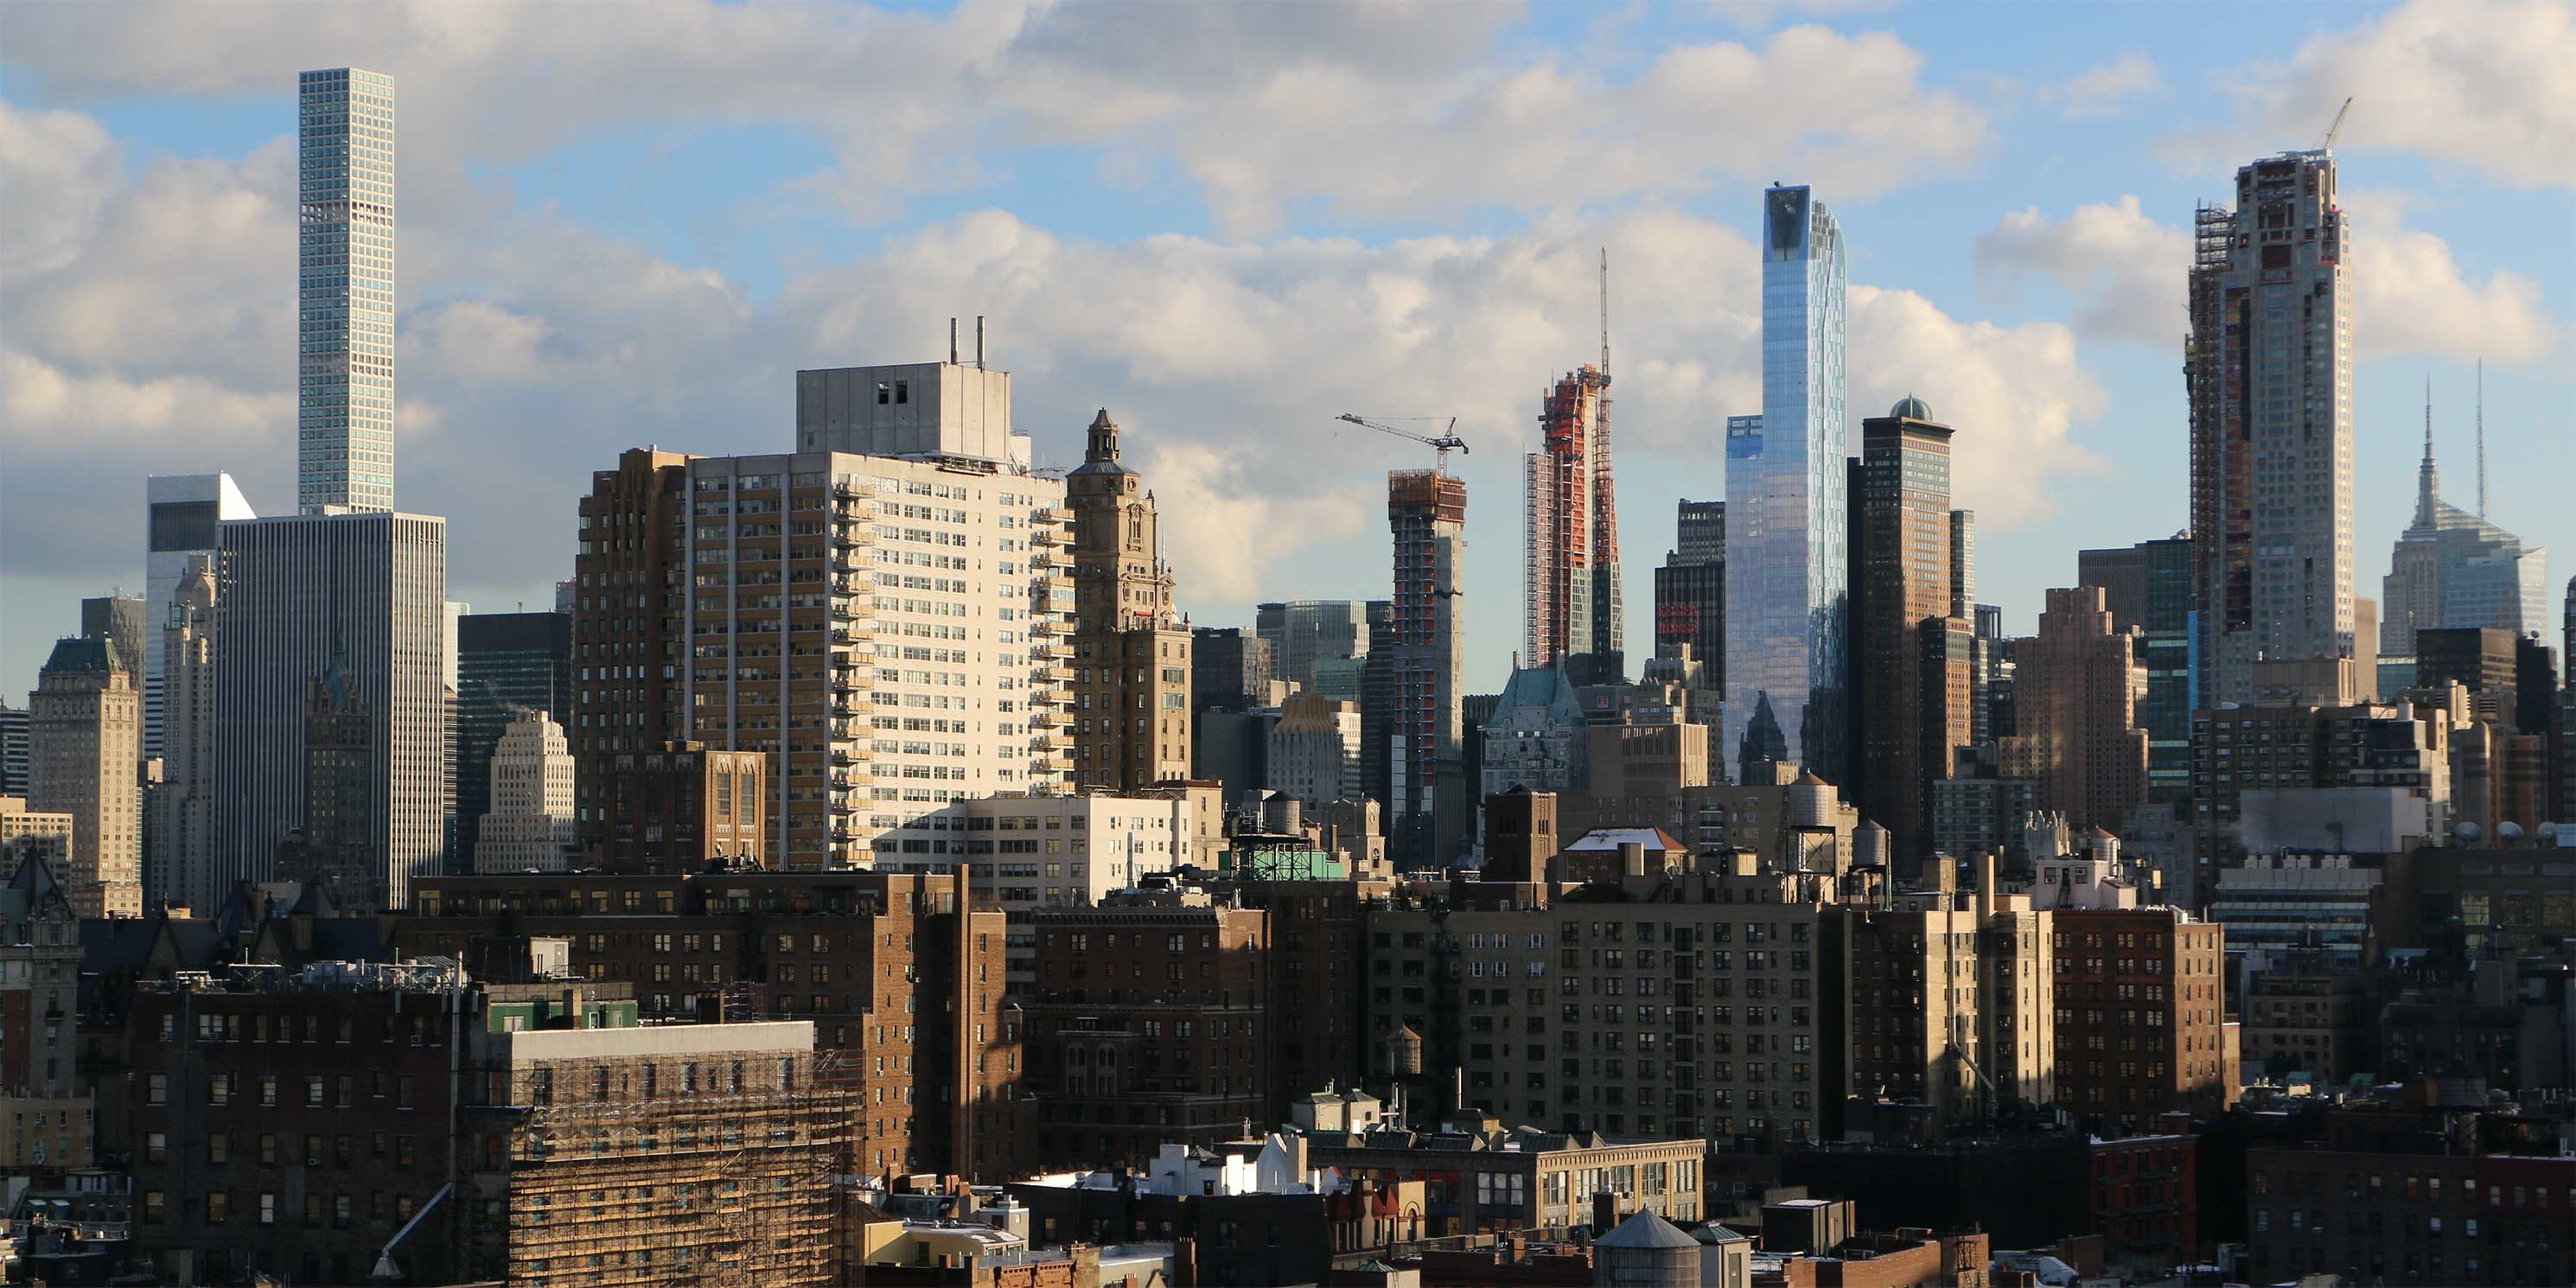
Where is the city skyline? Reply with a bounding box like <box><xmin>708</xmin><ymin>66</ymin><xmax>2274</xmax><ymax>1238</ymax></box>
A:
<box><xmin>3</xmin><ymin>1</ymin><xmax>2571</xmax><ymax>704</ymax></box>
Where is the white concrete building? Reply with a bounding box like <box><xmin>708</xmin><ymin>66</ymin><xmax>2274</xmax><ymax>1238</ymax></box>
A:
<box><xmin>474</xmin><ymin>710</ymin><xmax>576</xmax><ymax>872</ymax></box>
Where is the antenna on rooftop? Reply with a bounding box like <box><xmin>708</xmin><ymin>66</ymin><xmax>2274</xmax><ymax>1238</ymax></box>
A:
<box><xmin>2476</xmin><ymin>357</ymin><xmax>2487</xmax><ymax>520</ymax></box>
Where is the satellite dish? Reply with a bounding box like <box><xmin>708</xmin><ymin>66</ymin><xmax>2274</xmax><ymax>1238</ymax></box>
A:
<box><xmin>2456</xmin><ymin>821</ymin><xmax>2484</xmax><ymax>843</ymax></box>
<box><xmin>2497</xmin><ymin>822</ymin><xmax>2523</xmax><ymax>841</ymax></box>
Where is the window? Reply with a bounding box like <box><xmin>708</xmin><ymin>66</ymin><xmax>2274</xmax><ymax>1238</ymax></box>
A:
<box><xmin>148</xmin><ymin>1074</ymin><xmax>168</xmax><ymax>1105</ymax></box>
<box><xmin>207</xmin><ymin>1191</ymin><xmax>231</xmax><ymax>1224</ymax></box>
<box><xmin>260</xmin><ymin>1193</ymin><xmax>277</xmax><ymax>1226</ymax></box>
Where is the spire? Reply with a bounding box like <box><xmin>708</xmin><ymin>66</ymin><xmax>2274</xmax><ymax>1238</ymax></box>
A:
<box><xmin>2416</xmin><ymin>374</ymin><xmax>2439</xmax><ymax>528</ymax></box>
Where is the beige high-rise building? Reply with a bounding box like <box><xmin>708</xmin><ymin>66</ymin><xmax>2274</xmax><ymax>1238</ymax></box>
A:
<box><xmin>576</xmin><ymin>351</ymin><xmax>1076</xmax><ymax>870</ymax></box>
<box><xmin>1999</xmin><ymin>587</ymin><xmax>2150</xmax><ymax>836</ymax></box>
<box><xmin>29</xmin><ymin>636</ymin><xmax>142</xmax><ymax>917</ymax></box>
<box><xmin>474</xmin><ymin>710</ymin><xmax>576</xmax><ymax>873</ymax></box>
<box><xmin>1066</xmin><ymin>411</ymin><xmax>1191</xmax><ymax>792</ymax></box>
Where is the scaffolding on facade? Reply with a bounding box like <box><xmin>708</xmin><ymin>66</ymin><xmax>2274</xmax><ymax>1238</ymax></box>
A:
<box><xmin>494</xmin><ymin>1045</ymin><xmax>858</xmax><ymax>1288</ymax></box>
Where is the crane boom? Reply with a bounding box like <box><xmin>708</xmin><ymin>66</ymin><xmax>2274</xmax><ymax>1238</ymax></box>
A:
<box><xmin>2321</xmin><ymin>95</ymin><xmax>2353</xmax><ymax>151</ymax></box>
<box><xmin>1335</xmin><ymin>413</ymin><xmax>1470</xmax><ymax>470</ymax></box>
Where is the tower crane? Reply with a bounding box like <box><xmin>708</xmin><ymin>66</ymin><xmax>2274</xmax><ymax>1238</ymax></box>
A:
<box><xmin>2320</xmin><ymin>96</ymin><xmax>2353</xmax><ymax>151</ymax></box>
<box><xmin>1334</xmin><ymin>413</ymin><xmax>1469</xmax><ymax>471</ymax></box>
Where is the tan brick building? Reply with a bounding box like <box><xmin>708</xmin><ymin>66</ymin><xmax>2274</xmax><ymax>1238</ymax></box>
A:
<box><xmin>28</xmin><ymin>635</ymin><xmax>142</xmax><ymax>917</ymax></box>
<box><xmin>1066</xmin><ymin>410</ymin><xmax>1192</xmax><ymax>793</ymax></box>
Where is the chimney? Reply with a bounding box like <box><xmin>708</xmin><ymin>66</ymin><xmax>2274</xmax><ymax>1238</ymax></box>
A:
<box><xmin>950</xmin><ymin>317</ymin><xmax>959</xmax><ymax>365</ymax></box>
<box><xmin>976</xmin><ymin>316</ymin><xmax>986</xmax><ymax>370</ymax></box>
<box><xmin>1977</xmin><ymin>849</ymin><xmax>1996</xmax><ymax>923</ymax></box>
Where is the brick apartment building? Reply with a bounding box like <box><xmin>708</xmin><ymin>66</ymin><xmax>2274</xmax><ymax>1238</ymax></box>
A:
<box><xmin>2050</xmin><ymin>908</ymin><xmax>2230</xmax><ymax>1131</ymax></box>
<box><xmin>397</xmin><ymin>866</ymin><xmax>1017</xmax><ymax>1178</ymax></box>
<box><xmin>1021</xmin><ymin>893</ymin><xmax>1269</xmax><ymax>1170</ymax></box>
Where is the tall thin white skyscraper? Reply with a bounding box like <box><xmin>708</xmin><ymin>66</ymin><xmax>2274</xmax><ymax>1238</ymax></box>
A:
<box><xmin>296</xmin><ymin>67</ymin><xmax>397</xmax><ymax>513</ymax></box>
<box><xmin>1723</xmin><ymin>183</ymin><xmax>1848</xmax><ymax>784</ymax></box>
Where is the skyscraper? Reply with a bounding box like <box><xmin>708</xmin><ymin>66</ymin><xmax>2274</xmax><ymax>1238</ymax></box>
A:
<box><xmin>473</xmin><ymin>710</ymin><xmax>577</xmax><ymax>873</ymax></box>
<box><xmin>213</xmin><ymin>510</ymin><xmax>449</xmax><ymax>908</ymax></box>
<box><xmin>1254</xmin><ymin>600</ymin><xmax>1370</xmax><ymax>692</ymax></box>
<box><xmin>296</xmin><ymin>67</ymin><xmax>398</xmax><ymax>513</ymax></box>
<box><xmin>454</xmin><ymin>610</ymin><xmax>572</xmax><ymax>864</ymax></box>
<box><xmin>0</xmin><ymin>703</ymin><xmax>27</xmax><ymax>799</ymax></box>
<box><xmin>144</xmin><ymin>473</ymin><xmax>257</xmax><ymax>760</ymax></box>
<box><xmin>151</xmin><ymin>557</ymin><xmax>219</xmax><ymax>911</ymax></box>
<box><xmin>1387</xmin><ymin>469</ymin><xmax>1466</xmax><ymax>864</ymax></box>
<box><xmin>1999</xmin><ymin>587</ymin><xmax>2150</xmax><ymax>838</ymax></box>
<box><xmin>2186</xmin><ymin>150</ymin><xmax>2354</xmax><ymax>709</ymax></box>
<box><xmin>1724</xmin><ymin>182</ymin><xmax>1848</xmax><ymax>785</ymax></box>
<box><xmin>1067</xmin><ymin>410</ymin><xmax>1192</xmax><ymax>792</ymax></box>
<box><xmin>1522</xmin><ymin>360</ymin><xmax>1621</xmax><ymax>669</ymax></box>
<box><xmin>2378</xmin><ymin>385</ymin><xmax>2549</xmax><ymax>685</ymax></box>
<box><xmin>79</xmin><ymin>596</ymin><xmax>146</xmax><ymax>694</ymax></box>
<box><xmin>1846</xmin><ymin>398</ymin><xmax>1973</xmax><ymax>870</ymax></box>
<box><xmin>28</xmin><ymin>637</ymin><xmax>143</xmax><ymax>917</ymax></box>
<box><xmin>2078</xmin><ymin>535</ymin><xmax>2196</xmax><ymax>801</ymax></box>
<box><xmin>1653</xmin><ymin>500</ymin><xmax>1725</xmax><ymax>688</ymax></box>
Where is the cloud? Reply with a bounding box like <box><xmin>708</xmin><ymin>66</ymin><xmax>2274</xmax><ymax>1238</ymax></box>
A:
<box><xmin>0</xmin><ymin>2</ymin><xmax>1990</xmax><ymax>236</ymax></box>
<box><xmin>0</xmin><ymin>99</ymin><xmax>2110</xmax><ymax>689</ymax></box>
<box><xmin>2171</xmin><ymin>0</ymin><xmax>2576</xmax><ymax>191</ymax></box>
<box><xmin>0</xmin><ymin>100</ymin><xmax>121</xmax><ymax>278</ymax></box>
<box><xmin>1969</xmin><ymin>193</ymin><xmax>2560</xmax><ymax>362</ymax></box>
<box><xmin>2059</xmin><ymin>52</ymin><xmax>2162</xmax><ymax>119</ymax></box>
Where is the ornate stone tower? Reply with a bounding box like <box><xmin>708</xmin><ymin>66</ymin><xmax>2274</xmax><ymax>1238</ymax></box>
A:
<box><xmin>1066</xmin><ymin>411</ymin><xmax>1192</xmax><ymax>792</ymax></box>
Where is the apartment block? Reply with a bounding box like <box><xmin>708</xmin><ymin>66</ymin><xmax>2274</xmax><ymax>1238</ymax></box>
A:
<box><xmin>2050</xmin><ymin>908</ymin><xmax>2230</xmax><ymax>1132</ymax></box>
<box><xmin>1022</xmin><ymin>894</ymin><xmax>1269</xmax><ymax>1171</ymax></box>
<box><xmin>2</xmin><ymin>856</ymin><xmax>92</xmax><ymax>1175</ymax></box>
<box><xmin>572</xmin><ymin>443</ymin><xmax>1072</xmax><ymax>869</ymax></box>
<box><xmin>1826</xmin><ymin>877</ymin><xmax>2054</xmax><ymax>1126</ymax></box>
<box><xmin>398</xmin><ymin>868</ymin><xmax>1017</xmax><ymax>1180</ymax></box>
<box><xmin>1368</xmin><ymin>856</ymin><xmax>1842</xmax><ymax>1149</ymax></box>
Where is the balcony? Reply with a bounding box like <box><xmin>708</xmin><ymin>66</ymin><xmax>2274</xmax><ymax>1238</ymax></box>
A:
<box><xmin>1037</xmin><ymin>665</ymin><xmax>1074</xmax><ymax>684</ymax></box>
<box><xmin>1030</xmin><ymin>640</ymin><xmax>1072</xmax><ymax>661</ymax></box>
<box><xmin>832</xmin><ymin>697</ymin><xmax>871</xmax><ymax>718</ymax></box>
<box><xmin>1029</xmin><ymin>616</ymin><xmax>1068</xmax><ymax>636</ymax></box>
<box><xmin>832</xmin><ymin>481</ymin><xmax>874</xmax><ymax>504</ymax></box>
<box><xmin>1029</xmin><ymin>525</ymin><xmax>1068</xmax><ymax>546</ymax></box>
<box><xmin>1036</xmin><ymin>507</ymin><xmax>1074</xmax><ymax>525</ymax></box>
<box><xmin>1025</xmin><ymin>707</ymin><xmax>1061</xmax><ymax>727</ymax></box>
<box><xmin>832</xmin><ymin>749</ymin><xmax>863</xmax><ymax>768</ymax></box>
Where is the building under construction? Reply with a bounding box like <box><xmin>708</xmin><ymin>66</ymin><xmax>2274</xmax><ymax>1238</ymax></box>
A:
<box><xmin>469</xmin><ymin>1018</ymin><xmax>853</xmax><ymax>1288</ymax></box>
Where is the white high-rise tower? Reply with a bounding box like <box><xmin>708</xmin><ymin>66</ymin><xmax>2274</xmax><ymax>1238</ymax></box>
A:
<box><xmin>296</xmin><ymin>67</ymin><xmax>397</xmax><ymax>513</ymax></box>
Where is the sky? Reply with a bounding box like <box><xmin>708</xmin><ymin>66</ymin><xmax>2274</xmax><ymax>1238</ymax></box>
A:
<box><xmin>3</xmin><ymin>0</ymin><xmax>2571</xmax><ymax>704</ymax></box>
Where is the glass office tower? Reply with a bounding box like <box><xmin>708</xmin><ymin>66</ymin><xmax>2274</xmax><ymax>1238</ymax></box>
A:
<box><xmin>1723</xmin><ymin>184</ymin><xmax>1848</xmax><ymax>784</ymax></box>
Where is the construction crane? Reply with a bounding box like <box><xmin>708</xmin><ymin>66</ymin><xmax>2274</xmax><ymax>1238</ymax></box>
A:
<box><xmin>2320</xmin><ymin>95</ymin><xmax>2353</xmax><ymax>151</ymax></box>
<box><xmin>1334</xmin><ymin>413</ymin><xmax>1469</xmax><ymax>470</ymax></box>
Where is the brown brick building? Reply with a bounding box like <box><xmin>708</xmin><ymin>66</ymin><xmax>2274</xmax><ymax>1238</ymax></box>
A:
<box><xmin>583</xmin><ymin>740</ymin><xmax>766</xmax><ymax>870</ymax></box>
<box><xmin>1023</xmin><ymin>895</ymin><xmax>1269</xmax><ymax>1170</ymax></box>
<box><xmin>1067</xmin><ymin>410</ymin><xmax>1191</xmax><ymax>792</ymax></box>
<box><xmin>399</xmin><ymin>867</ymin><xmax>1017</xmax><ymax>1178</ymax></box>
<box><xmin>2246</xmin><ymin>1103</ymin><xmax>2576</xmax><ymax>1287</ymax></box>
<box><xmin>2050</xmin><ymin>908</ymin><xmax>2229</xmax><ymax>1131</ymax></box>
<box><xmin>1999</xmin><ymin>587</ymin><xmax>2149</xmax><ymax>837</ymax></box>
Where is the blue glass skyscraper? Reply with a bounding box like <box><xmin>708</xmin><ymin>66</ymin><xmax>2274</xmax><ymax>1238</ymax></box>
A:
<box><xmin>297</xmin><ymin>67</ymin><xmax>397</xmax><ymax>513</ymax></box>
<box><xmin>1722</xmin><ymin>184</ymin><xmax>1847</xmax><ymax>784</ymax></box>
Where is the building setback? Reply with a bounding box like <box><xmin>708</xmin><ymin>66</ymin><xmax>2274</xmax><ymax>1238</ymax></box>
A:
<box><xmin>471</xmin><ymin>711</ymin><xmax>575</xmax><ymax>872</ymax></box>
<box><xmin>1254</xmin><ymin>600</ymin><xmax>1370</xmax><ymax>694</ymax></box>
<box><xmin>213</xmin><ymin>510</ymin><xmax>448</xmax><ymax>909</ymax></box>
<box><xmin>2186</xmin><ymin>150</ymin><xmax>2356</xmax><ymax>709</ymax></box>
<box><xmin>2077</xmin><ymin>535</ymin><xmax>2196</xmax><ymax>800</ymax></box>
<box><xmin>144</xmin><ymin>473</ymin><xmax>258</xmax><ymax>761</ymax></box>
<box><xmin>151</xmin><ymin>558</ymin><xmax>220</xmax><ymax>911</ymax></box>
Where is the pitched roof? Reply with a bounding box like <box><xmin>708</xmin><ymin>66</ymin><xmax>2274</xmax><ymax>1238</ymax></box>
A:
<box><xmin>1595</xmin><ymin>1208</ymin><xmax>1699</xmax><ymax>1250</ymax></box>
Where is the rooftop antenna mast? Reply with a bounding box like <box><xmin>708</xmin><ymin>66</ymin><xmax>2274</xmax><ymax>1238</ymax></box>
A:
<box><xmin>2476</xmin><ymin>357</ymin><xmax>2487</xmax><ymax>519</ymax></box>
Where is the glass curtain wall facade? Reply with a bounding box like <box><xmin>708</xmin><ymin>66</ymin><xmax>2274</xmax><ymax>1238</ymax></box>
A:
<box><xmin>1724</xmin><ymin>184</ymin><xmax>1848</xmax><ymax>784</ymax></box>
<box><xmin>296</xmin><ymin>67</ymin><xmax>397</xmax><ymax>513</ymax></box>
